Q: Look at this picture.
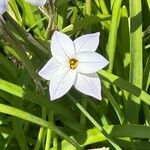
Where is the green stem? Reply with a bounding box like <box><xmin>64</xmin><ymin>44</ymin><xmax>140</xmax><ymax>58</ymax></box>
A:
<box><xmin>0</xmin><ymin>19</ymin><xmax>39</xmax><ymax>81</ymax></box>
<box><xmin>85</xmin><ymin>0</ymin><xmax>92</xmax><ymax>16</ymax></box>
<box><xmin>34</xmin><ymin>108</ymin><xmax>47</xmax><ymax>150</ymax></box>
<box><xmin>80</xmin><ymin>96</ymin><xmax>87</xmax><ymax>126</ymax></box>
<box><xmin>71</xmin><ymin>7</ymin><xmax>78</xmax><ymax>24</ymax></box>
<box><xmin>34</xmin><ymin>127</ymin><xmax>45</xmax><ymax>150</ymax></box>
<box><xmin>45</xmin><ymin>128</ymin><xmax>52</xmax><ymax>150</ymax></box>
<box><xmin>53</xmin><ymin>134</ymin><xmax>59</xmax><ymax>150</ymax></box>
<box><xmin>102</xmin><ymin>82</ymin><xmax>124</xmax><ymax>124</ymax></box>
<box><xmin>45</xmin><ymin>112</ymin><xmax>54</xmax><ymax>150</ymax></box>
<box><xmin>98</xmin><ymin>0</ymin><xmax>109</xmax><ymax>14</ymax></box>
<box><xmin>68</xmin><ymin>94</ymin><xmax>122</xmax><ymax>150</ymax></box>
<box><xmin>3</xmin><ymin>12</ymin><xmax>49</xmax><ymax>58</ymax></box>
<box><xmin>143</xmin><ymin>55</ymin><xmax>150</xmax><ymax>125</ymax></box>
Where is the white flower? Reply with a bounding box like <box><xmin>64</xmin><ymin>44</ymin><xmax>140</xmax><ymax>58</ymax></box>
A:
<box><xmin>0</xmin><ymin>0</ymin><xmax>46</xmax><ymax>15</ymax></box>
<box><xmin>0</xmin><ymin>0</ymin><xmax>7</xmax><ymax>15</ymax></box>
<box><xmin>25</xmin><ymin>0</ymin><xmax>47</xmax><ymax>6</ymax></box>
<box><xmin>38</xmin><ymin>31</ymin><xmax>109</xmax><ymax>100</ymax></box>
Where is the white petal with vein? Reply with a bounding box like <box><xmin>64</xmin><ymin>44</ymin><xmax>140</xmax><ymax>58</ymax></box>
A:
<box><xmin>76</xmin><ymin>52</ymin><xmax>109</xmax><ymax>73</ymax></box>
<box><xmin>51</xmin><ymin>31</ymin><xmax>75</xmax><ymax>62</ymax></box>
<box><xmin>74</xmin><ymin>73</ymin><xmax>101</xmax><ymax>100</ymax></box>
<box><xmin>74</xmin><ymin>32</ymin><xmax>100</xmax><ymax>53</ymax></box>
<box><xmin>50</xmin><ymin>67</ymin><xmax>76</xmax><ymax>100</ymax></box>
<box><xmin>38</xmin><ymin>57</ymin><xmax>61</xmax><ymax>80</ymax></box>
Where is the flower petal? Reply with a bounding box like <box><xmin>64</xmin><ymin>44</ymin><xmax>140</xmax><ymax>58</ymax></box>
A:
<box><xmin>74</xmin><ymin>73</ymin><xmax>101</xmax><ymax>100</ymax></box>
<box><xmin>50</xmin><ymin>67</ymin><xmax>76</xmax><ymax>100</ymax></box>
<box><xmin>38</xmin><ymin>57</ymin><xmax>61</xmax><ymax>80</ymax></box>
<box><xmin>51</xmin><ymin>31</ymin><xmax>76</xmax><ymax>62</ymax></box>
<box><xmin>76</xmin><ymin>52</ymin><xmax>109</xmax><ymax>74</ymax></box>
<box><xmin>0</xmin><ymin>0</ymin><xmax>7</xmax><ymax>15</ymax></box>
<box><xmin>26</xmin><ymin>0</ymin><xmax>47</xmax><ymax>6</ymax></box>
<box><xmin>74</xmin><ymin>32</ymin><xmax>100</xmax><ymax>53</ymax></box>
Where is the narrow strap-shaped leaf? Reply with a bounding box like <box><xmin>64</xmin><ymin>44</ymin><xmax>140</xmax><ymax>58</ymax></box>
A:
<box><xmin>13</xmin><ymin>118</ymin><xmax>29</xmax><ymax>150</ymax></box>
<box><xmin>99</xmin><ymin>70</ymin><xmax>150</xmax><ymax>105</ymax></box>
<box><xmin>106</xmin><ymin>0</ymin><xmax>122</xmax><ymax>72</ymax></box>
<box><xmin>0</xmin><ymin>78</ymin><xmax>77</xmax><ymax>120</ymax></box>
<box><xmin>102</xmin><ymin>82</ymin><xmax>124</xmax><ymax>123</ymax></box>
<box><xmin>68</xmin><ymin>94</ymin><xmax>122</xmax><ymax>150</ymax></box>
<box><xmin>57</xmin><ymin>124</ymin><xmax>150</xmax><ymax>149</ymax></box>
<box><xmin>0</xmin><ymin>103</ymin><xmax>81</xmax><ymax>150</ymax></box>
<box><xmin>127</xmin><ymin>0</ymin><xmax>143</xmax><ymax>123</ymax></box>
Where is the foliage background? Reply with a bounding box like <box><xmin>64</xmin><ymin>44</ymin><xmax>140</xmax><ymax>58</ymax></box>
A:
<box><xmin>0</xmin><ymin>0</ymin><xmax>150</xmax><ymax>149</ymax></box>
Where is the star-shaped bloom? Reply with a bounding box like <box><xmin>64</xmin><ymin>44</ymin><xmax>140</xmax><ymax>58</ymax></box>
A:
<box><xmin>38</xmin><ymin>31</ymin><xmax>109</xmax><ymax>100</ymax></box>
<box><xmin>0</xmin><ymin>0</ymin><xmax>47</xmax><ymax>15</ymax></box>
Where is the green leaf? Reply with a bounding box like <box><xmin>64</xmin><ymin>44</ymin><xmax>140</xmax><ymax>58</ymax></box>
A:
<box><xmin>99</xmin><ymin>70</ymin><xmax>150</xmax><ymax>105</ymax></box>
<box><xmin>127</xmin><ymin>0</ymin><xmax>143</xmax><ymax>123</ymax></box>
<box><xmin>0</xmin><ymin>78</ymin><xmax>77</xmax><ymax>121</ymax></box>
<box><xmin>0</xmin><ymin>103</ymin><xmax>81</xmax><ymax>150</ymax></box>
<box><xmin>55</xmin><ymin>124</ymin><xmax>150</xmax><ymax>149</ymax></box>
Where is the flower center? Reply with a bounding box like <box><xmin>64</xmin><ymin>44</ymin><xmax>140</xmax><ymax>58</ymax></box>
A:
<box><xmin>69</xmin><ymin>58</ymin><xmax>78</xmax><ymax>70</ymax></box>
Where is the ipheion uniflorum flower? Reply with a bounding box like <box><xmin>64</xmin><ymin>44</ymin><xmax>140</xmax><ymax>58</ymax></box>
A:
<box><xmin>38</xmin><ymin>31</ymin><xmax>109</xmax><ymax>100</ymax></box>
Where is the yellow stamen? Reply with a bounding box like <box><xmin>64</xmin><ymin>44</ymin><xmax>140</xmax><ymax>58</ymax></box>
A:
<box><xmin>69</xmin><ymin>58</ymin><xmax>78</xmax><ymax>69</ymax></box>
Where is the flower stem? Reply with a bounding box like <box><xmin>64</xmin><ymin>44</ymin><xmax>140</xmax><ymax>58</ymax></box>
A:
<box><xmin>68</xmin><ymin>93</ymin><xmax>122</xmax><ymax>150</ymax></box>
<box><xmin>45</xmin><ymin>112</ymin><xmax>54</xmax><ymax>150</ymax></box>
<box><xmin>98</xmin><ymin>0</ymin><xmax>109</xmax><ymax>14</ymax></box>
<box><xmin>34</xmin><ymin>127</ymin><xmax>45</xmax><ymax>150</ymax></box>
<box><xmin>80</xmin><ymin>96</ymin><xmax>87</xmax><ymax>126</ymax></box>
<box><xmin>85</xmin><ymin>0</ymin><xmax>92</xmax><ymax>16</ymax></box>
<box><xmin>45</xmin><ymin>129</ymin><xmax>52</xmax><ymax>150</ymax></box>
